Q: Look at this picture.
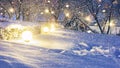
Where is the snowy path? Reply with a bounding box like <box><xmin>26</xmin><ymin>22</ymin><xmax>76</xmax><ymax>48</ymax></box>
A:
<box><xmin>0</xmin><ymin>29</ymin><xmax>120</xmax><ymax>68</ymax></box>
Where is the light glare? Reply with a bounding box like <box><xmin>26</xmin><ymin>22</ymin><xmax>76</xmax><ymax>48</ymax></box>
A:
<box><xmin>45</xmin><ymin>9</ymin><xmax>49</xmax><ymax>13</ymax></box>
<box><xmin>43</xmin><ymin>27</ymin><xmax>49</xmax><ymax>32</ymax></box>
<box><xmin>66</xmin><ymin>4</ymin><xmax>69</xmax><ymax>8</ymax></box>
<box><xmin>22</xmin><ymin>31</ymin><xmax>32</xmax><ymax>42</ymax></box>
<box><xmin>9</xmin><ymin>8</ymin><xmax>14</xmax><ymax>13</ymax></box>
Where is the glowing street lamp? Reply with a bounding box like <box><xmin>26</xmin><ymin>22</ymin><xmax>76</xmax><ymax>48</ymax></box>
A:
<box><xmin>48</xmin><ymin>0</ymin><xmax>50</xmax><ymax>3</ymax></box>
<box><xmin>102</xmin><ymin>9</ymin><xmax>106</xmax><ymax>13</ymax></box>
<box><xmin>51</xmin><ymin>11</ymin><xmax>55</xmax><ymax>14</ymax></box>
<box><xmin>85</xmin><ymin>15</ymin><xmax>92</xmax><ymax>22</ymax></box>
<box><xmin>106</xmin><ymin>20</ymin><xmax>116</xmax><ymax>27</ymax></box>
<box><xmin>0</xmin><ymin>13</ymin><xmax>3</xmax><ymax>15</ymax></box>
<box><xmin>22</xmin><ymin>31</ymin><xmax>32</xmax><ymax>42</ymax></box>
<box><xmin>45</xmin><ymin>9</ymin><xmax>49</xmax><ymax>13</ymax></box>
<box><xmin>65</xmin><ymin>13</ymin><xmax>70</xmax><ymax>17</ymax></box>
<box><xmin>43</xmin><ymin>27</ymin><xmax>49</xmax><ymax>33</ymax></box>
<box><xmin>65</xmin><ymin>4</ymin><xmax>69</xmax><ymax>8</ymax></box>
<box><xmin>12</xmin><ymin>1</ymin><xmax>14</xmax><ymax>4</ymax></box>
<box><xmin>9</xmin><ymin>7</ymin><xmax>14</xmax><ymax>13</ymax></box>
<box><xmin>110</xmin><ymin>22</ymin><xmax>115</xmax><ymax>27</ymax></box>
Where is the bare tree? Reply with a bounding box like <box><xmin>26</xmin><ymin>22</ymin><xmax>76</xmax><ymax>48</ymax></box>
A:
<box><xmin>84</xmin><ymin>0</ymin><xmax>120</xmax><ymax>34</ymax></box>
<box><xmin>0</xmin><ymin>0</ymin><xmax>120</xmax><ymax>34</ymax></box>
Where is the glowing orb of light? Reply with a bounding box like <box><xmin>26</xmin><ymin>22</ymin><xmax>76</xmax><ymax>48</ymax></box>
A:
<box><xmin>22</xmin><ymin>31</ymin><xmax>32</xmax><ymax>42</ymax></box>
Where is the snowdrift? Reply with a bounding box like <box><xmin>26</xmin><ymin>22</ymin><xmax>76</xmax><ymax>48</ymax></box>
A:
<box><xmin>0</xmin><ymin>28</ymin><xmax>120</xmax><ymax>68</ymax></box>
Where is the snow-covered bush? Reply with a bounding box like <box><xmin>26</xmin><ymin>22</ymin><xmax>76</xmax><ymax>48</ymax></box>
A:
<box><xmin>0</xmin><ymin>28</ymin><xmax>22</xmax><ymax>40</ymax></box>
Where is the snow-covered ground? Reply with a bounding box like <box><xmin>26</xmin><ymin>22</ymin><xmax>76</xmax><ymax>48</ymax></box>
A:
<box><xmin>0</xmin><ymin>28</ymin><xmax>120</xmax><ymax>68</ymax></box>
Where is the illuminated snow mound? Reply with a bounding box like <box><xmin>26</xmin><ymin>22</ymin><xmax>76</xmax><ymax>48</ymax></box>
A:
<box><xmin>0</xmin><ymin>26</ymin><xmax>120</xmax><ymax>68</ymax></box>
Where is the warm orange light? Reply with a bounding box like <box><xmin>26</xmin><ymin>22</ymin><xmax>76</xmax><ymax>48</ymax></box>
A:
<box><xmin>48</xmin><ymin>0</ymin><xmax>50</xmax><ymax>3</ymax></box>
<box><xmin>65</xmin><ymin>13</ymin><xmax>70</xmax><ymax>17</ymax></box>
<box><xmin>22</xmin><ymin>31</ymin><xmax>32</xmax><ymax>42</ymax></box>
<box><xmin>43</xmin><ymin>27</ymin><xmax>49</xmax><ymax>32</ymax></box>
<box><xmin>9</xmin><ymin>8</ymin><xmax>14</xmax><ymax>13</ymax></box>
<box><xmin>51</xmin><ymin>11</ymin><xmax>55</xmax><ymax>14</ymax></box>
<box><xmin>50</xmin><ymin>24</ymin><xmax>55</xmax><ymax>32</ymax></box>
<box><xmin>45</xmin><ymin>9</ymin><xmax>49</xmax><ymax>13</ymax></box>
<box><xmin>85</xmin><ymin>15</ymin><xmax>92</xmax><ymax>22</ymax></box>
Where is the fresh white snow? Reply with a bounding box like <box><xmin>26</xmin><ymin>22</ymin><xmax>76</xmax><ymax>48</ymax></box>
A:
<box><xmin>0</xmin><ymin>21</ymin><xmax>120</xmax><ymax>68</ymax></box>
